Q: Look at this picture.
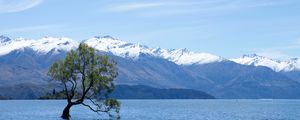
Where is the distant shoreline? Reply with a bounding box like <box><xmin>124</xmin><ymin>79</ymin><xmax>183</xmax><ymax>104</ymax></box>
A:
<box><xmin>1</xmin><ymin>85</ymin><xmax>215</xmax><ymax>100</ymax></box>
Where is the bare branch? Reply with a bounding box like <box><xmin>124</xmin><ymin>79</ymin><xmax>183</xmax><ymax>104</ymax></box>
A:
<box><xmin>81</xmin><ymin>102</ymin><xmax>109</xmax><ymax>113</ymax></box>
<box><xmin>86</xmin><ymin>97</ymin><xmax>102</xmax><ymax>107</ymax></box>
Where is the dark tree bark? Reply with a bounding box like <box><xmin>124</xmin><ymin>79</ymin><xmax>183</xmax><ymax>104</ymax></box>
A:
<box><xmin>61</xmin><ymin>103</ymin><xmax>73</xmax><ymax>119</ymax></box>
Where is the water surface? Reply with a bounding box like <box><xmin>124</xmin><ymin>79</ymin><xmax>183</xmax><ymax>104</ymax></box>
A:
<box><xmin>0</xmin><ymin>99</ymin><xmax>299</xmax><ymax>120</ymax></box>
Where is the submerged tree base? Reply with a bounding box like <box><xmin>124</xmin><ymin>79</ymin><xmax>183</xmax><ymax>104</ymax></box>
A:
<box><xmin>61</xmin><ymin>103</ymin><xmax>72</xmax><ymax>119</ymax></box>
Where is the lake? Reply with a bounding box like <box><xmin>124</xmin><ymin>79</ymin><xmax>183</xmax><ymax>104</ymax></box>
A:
<box><xmin>0</xmin><ymin>99</ymin><xmax>299</xmax><ymax>120</ymax></box>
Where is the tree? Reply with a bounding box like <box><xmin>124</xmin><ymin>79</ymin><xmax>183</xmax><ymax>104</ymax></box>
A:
<box><xmin>48</xmin><ymin>43</ymin><xmax>120</xmax><ymax>119</ymax></box>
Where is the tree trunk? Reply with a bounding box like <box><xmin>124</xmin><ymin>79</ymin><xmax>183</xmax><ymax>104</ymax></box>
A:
<box><xmin>61</xmin><ymin>103</ymin><xmax>72</xmax><ymax>119</ymax></box>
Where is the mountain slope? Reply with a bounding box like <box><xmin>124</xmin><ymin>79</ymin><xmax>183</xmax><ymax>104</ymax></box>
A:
<box><xmin>183</xmin><ymin>61</ymin><xmax>300</xmax><ymax>98</ymax></box>
<box><xmin>113</xmin><ymin>53</ymin><xmax>213</xmax><ymax>90</ymax></box>
<box><xmin>1</xmin><ymin>35</ymin><xmax>300</xmax><ymax>99</ymax></box>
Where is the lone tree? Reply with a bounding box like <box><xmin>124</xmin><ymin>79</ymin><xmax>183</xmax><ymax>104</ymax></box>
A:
<box><xmin>48</xmin><ymin>43</ymin><xmax>120</xmax><ymax>119</ymax></box>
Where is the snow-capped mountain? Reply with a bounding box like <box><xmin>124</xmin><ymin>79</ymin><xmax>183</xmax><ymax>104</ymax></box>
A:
<box><xmin>2</xmin><ymin>35</ymin><xmax>300</xmax><ymax>99</ymax></box>
<box><xmin>231</xmin><ymin>54</ymin><xmax>300</xmax><ymax>72</ymax></box>
<box><xmin>152</xmin><ymin>48</ymin><xmax>224</xmax><ymax>65</ymax></box>
<box><xmin>29</xmin><ymin>36</ymin><xmax>79</xmax><ymax>54</ymax></box>
<box><xmin>83</xmin><ymin>36</ymin><xmax>154</xmax><ymax>59</ymax></box>
<box><xmin>0</xmin><ymin>35</ymin><xmax>11</xmax><ymax>43</ymax></box>
<box><xmin>0</xmin><ymin>35</ymin><xmax>223</xmax><ymax>65</ymax></box>
<box><xmin>0</xmin><ymin>36</ymin><xmax>78</xmax><ymax>56</ymax></box>
<box><xmin>1</xmin><ymin>35</ymin><xmax>300</xmax><ymax>72</ymax></box>
<box><xmin>286</xmin><ymin>58</ymin><xmax>300</xmax><ymax>71</ymax></box>
<box><xmin>0</xmin><ymin>37</ymin><xmax>34</xmax><ymax>56</ymax></box>
<box><xmin>83</xmin><ymin>36</ymin><xmax>224</xmax><ymax>65</ymax></box>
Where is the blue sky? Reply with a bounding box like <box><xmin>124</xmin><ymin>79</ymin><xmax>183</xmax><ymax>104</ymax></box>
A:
<box><xmin>0</xmin><ymin>0</ymin><xmax>300</xmax><ymax>59</ymax></box>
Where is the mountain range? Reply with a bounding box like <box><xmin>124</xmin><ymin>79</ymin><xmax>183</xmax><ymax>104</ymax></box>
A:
<box><xmin>1</xmin><ymin>35</ymin><xmax>300</xmax><ymax>99</ymax></box>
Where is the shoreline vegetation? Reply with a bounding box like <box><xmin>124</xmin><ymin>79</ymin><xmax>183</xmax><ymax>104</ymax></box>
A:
<box><xmin>0</xmin><ymin>95</ymin><xmax>10</xmax><ymax>100</ymax></box>
<box><xmin>0</xmin><ymin>85</ymin><xmax>215</xmax><ymax>100</ymax></box>
<box><xmin>39</xmin><ymin>85</ymin><xmax>215</xmax><ymax>100</ymax></box>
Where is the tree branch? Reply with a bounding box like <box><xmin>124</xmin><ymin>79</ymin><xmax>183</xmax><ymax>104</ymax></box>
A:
<box><xmin>86</xmin><ymin>97</ymin><xmax>102</xmax><ymax>107</ymax></box>
<box><xmin>63</xmin><ymin>82</ymin><xmax>71</xmax><ymax>103</ymax></box>
<box><xmin>69</xmin><ymin>80</ymin><xmax>75</xmax><ymax>95</ymax></box>
<box><xmin>81</xmin><ymin>60</ymin><xmax>86</xmax><ymax>98</ymax></box>
<box><xmin>81</xmin><ymin>102</ymin><xmax>109</xmax><ymax>113</ymax></box>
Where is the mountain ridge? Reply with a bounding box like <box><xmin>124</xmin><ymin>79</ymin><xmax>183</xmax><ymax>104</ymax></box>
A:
<box><xmin>1</xmin><ymin>35</ymin><xmax>299</xmax><ymax>72</ymax></box>
<box><xmin>0</xmin><ymin>35</ymin><xmax>225</xmax><ymax>65</ymax></box>
<box><xmin>231</xmin><ymin>53</ymin><xmax>300</xmax><ymax>72</ymax></box>
<box><xmin>1</xmin><ymin>35</ymin><xmax>300</xmax><ymax>99</ymax></box>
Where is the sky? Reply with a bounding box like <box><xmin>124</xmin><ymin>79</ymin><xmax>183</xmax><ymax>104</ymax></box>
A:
<box><xmin>0</xmin><ymin>0</ymin><xmax>300</xmax><ymax>60</ymax></box>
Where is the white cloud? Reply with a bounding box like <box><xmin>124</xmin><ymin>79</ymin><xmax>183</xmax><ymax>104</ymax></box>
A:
<box><xmin>0</xmin><ymin>24</ymin><xmax>65</xmax><ymax>33</ymax></box>
<box><xmin>103</xmin><ymin>0</ymin><xmax>293</xmax><ymax>15</ymax></box>
<box><xmin>0</xmin><ymin>0</ymin><xmax>43</xmax><ymax>13</ymax></box>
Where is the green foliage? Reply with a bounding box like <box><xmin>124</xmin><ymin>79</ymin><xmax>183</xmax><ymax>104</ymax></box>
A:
<box><xmin>48</xmin><ymin>43</ymin><xmax>119</xmax><ymax>119</ymax></box>
<box><xmin>105</xmin><ymin>98</ymin><xmax>121</xmax><ymax>119</ymax></box>
<box><xmin>105</xmin><ymin>98</ymin><xmax>120</xmax><ymax>111</ymax></box>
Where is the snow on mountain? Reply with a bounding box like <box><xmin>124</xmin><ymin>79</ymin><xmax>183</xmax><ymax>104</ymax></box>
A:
<box><xmin>29</xmin><ymin>36</ymin><xmax>79</xmax><ymax>54</ymax></box>
<box><xmin>0</xmin><ymin>36</ymin><xmax>34</xmax><ymax>56</ymax></box>
<box><xmin>0</xmin><ymin>36</ymin><xmax>79</xmax><ymax>56</ymax></box>
<box><xmin>84</xmin><ymin>36</ymin><xmax>224</xmax><ymax>64</ymax></box>
<box><xmin>1</xmin><ymin>35</ymin><xmax>300</xmax><ymax>71</ymax></box>
<box><xmin>0</xmin><ymin>35</ymin><xmax>225</xmax><ymax>65</ymax></box>
<box><xmin>153</xmin><ymin>48</ymin><xmax>224</xmax><ymax>65</ymax></box>
<box><xmin>230</xmin><ymin>54</ymin><xmax>300</xmax><ymax>72</ymax></box>
<box><xmin>83</xmin><ymin>36</ymin><xmax>153</xmax><ymax>59</ymax></box>
<box><xmin>1</xmin><ymin>35</ymin><xmax>223</xmax><ymax>65</ymax></box>
<box><xmin>286</xmin><ymin>58</ymin><xmax>300</xmax><ymax>71</ymax></box>
<box><xmin>0</xmin><ymin>35</ymin><xmax>11</xmax><ymax>43</ymax></box>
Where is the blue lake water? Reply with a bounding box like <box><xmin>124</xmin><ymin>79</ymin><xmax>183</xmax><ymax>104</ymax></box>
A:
<box><xmin>0</xmin><ymin>99</ymin><xmax>299</xmax><ymax>120</ymax></box>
